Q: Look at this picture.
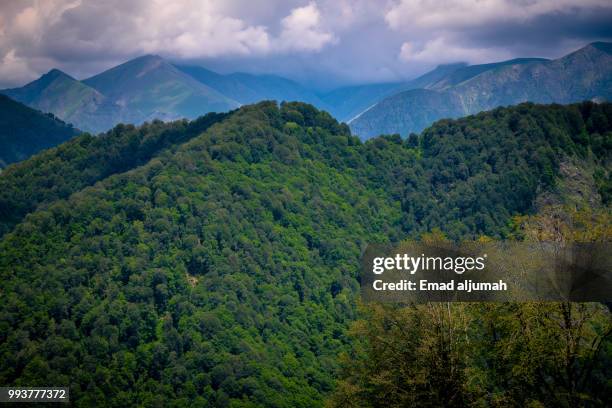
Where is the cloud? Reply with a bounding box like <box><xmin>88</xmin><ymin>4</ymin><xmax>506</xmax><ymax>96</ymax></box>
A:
<box><xmin>399</xmin><ymin>37</ymin><xmax>511</xmax><ymax>64</ymax></box>
<box><xmin>0</xmin><ymin>0</ymin><xmax>341</xmax><ymax>86</ymax></box>
<box><xmin>385</xmin><ymin>0</ymin><xmax>612</xmax><ymax>31</ymax></box>
<box><xmin>0</xmin><ymin>49</ymin><xmax>39</xmax><ymax>85</ymax></box>
<box><xmin>278</xmin><ymin>2</ymin><xmax>336</xmax><ymax>51</ymax></box>
<box><xmin>0</xmin><ymin>0</ymin><xmax>610</xmax><ymax>88</ymax></box>
<box><xmin>387</xmin><ymin>0</ymin><xmax>612</xmax><ymax>66</ymax></box>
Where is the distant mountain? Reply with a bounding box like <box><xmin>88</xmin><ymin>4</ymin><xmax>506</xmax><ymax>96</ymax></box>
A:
<box><xmin>176</xmin><ymin>65</ymin><xmax>325</xmax><ymax>107</ymax></box>
<box><xmin>3</xmin><ymin>42</ymin><xmax>610</xmax><ymax>138</ymax></box>
<box><xmin>83</xmin><ymin>55</ymin><xmax>239</xmax><ymax>125</ymax></box>
<box><xmin>320</xmin><ymin>63</ymin><xmax>467</xmax><ymax>122</ymax></box>
<box><xmin>347</xmin><ymin>89</ymin><xmax>465</xmax><ymax>138</ymax></box>
<box><xmin>1</xmin><ymin>55</ymin><xmax>239</xmax><ymax>133</ymax></box>
<box><xmin>1</xmin><ymin>69</ymin><xmax>116</xmax><ymax>133</ymax></box>
<box><xmin>0</xmin><ymin>94</ymin><xmax>79</xmax><ymax>168</ymax></box>
<box><xmin>350</xmin><ymin>43</ymin><xmax>612</xmax><ymax>138</ymax></box>
<box><xmin>425</xmin><ymin>58</ymin><xmax>548</xmax><ymax>90</ymax></box>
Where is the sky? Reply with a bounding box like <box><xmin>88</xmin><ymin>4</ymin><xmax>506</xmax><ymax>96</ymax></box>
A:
<box><xmin>0</xmin><ymin>0</ymin><xmax>611</xmax><ymax>89</ymax></box>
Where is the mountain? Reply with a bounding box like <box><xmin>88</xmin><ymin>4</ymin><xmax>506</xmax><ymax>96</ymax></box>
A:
<box><xmin>426</xmin><ymin>58</ymin><xmax>548</xmax><ymax>90</ymax></box>
<box><xmin>177</xmin><ymin>65</ymin><xmax>326</xmax><ymax>108</ymax></box>
<box><xmin>320</xmin><ymin>63</ymin><xmax>467</xmax><ymax>122</ymax></box>
<box><xmin>1</xmin><ymin>56</ymin><xmax>239</xmax><ymax>134</ymax></box>
<box><xmin>2</xmin><ymin>42</ymin><xmax>610</xmax><ymax>139</ymax></box>
<box><xmin>0</xmin><ymin>111</ymin><xmax>229</xmax><ymax>236</ymax></box>
<box><xmin>0</xmin><ymin>100</ymin><xmax>610</xmax><ymax>406</ymax></box>
<box><xmin>0</xmin><ymin>94</ymin><xmax>79</xmax><ymax>168</ymax></box>
<box><xmin>346</xmin><ymin>89</ymin><xmax>465</xmax><ymax>138</ymax></box>
<box><xmin>83</xmin><ymin>55</ymin><xmax>239</xmax><ymax>125</ymax></box>
<box><xmin>350</xmin><ymin>42</ymin><xmax>612</xmax><ymax>138</ymax></box>
<box><xmin>1</xmin><ymin>69</ymin><xmax>116</xmax><ymax>133</ymax></box>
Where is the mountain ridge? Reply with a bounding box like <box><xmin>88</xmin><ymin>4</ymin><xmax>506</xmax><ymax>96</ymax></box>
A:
<box><xmin>0</xmin><ymin>94</ymin><xmax>80</xmax><ymax>168</ymax></box>
<box><xmin>2</xmin><ymin>42</ymin><xmax>610</xmax><ymax>139</ymax></box>
<box><xmin>350</xmin><ymin>42</ymin><xmax>612</xmax><ymax>138</ymax></box>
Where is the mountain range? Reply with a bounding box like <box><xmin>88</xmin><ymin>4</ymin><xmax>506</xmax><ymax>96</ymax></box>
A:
<box><xmin>1</xmin><ymin>56</ymin><xmax>239</xmax><ymax>133</ymax></box>
<box><xmin>349</xmin><ymin>42</ymin><xmax>612</xmax><ymax>138</ymax></box>
<box><xmin>1</xmin><ymin>42</ymin><xmax>610</xmax><ymax>138</ymax></box>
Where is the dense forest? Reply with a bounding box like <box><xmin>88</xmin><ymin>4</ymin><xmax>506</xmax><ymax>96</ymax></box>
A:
<box><xmin>0</xmin><ymin>94</ymin><xmax>79</xmax><ymax>168</ymax></box>
<box><xmin>0</xmin><ymin>110</ymin><xmax>230</xmax><ymax>236</ymax></box>
<box><xmin>0</xmin><ymin>101</ymin><xmax>610</xmax><ymax>406</ymax></box>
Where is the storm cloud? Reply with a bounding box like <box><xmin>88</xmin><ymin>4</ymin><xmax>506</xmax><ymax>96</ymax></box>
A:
<box><xmin>0</xmin><ymin>0</ymin><xmax>610</xmax><ymax>88</ymax></box>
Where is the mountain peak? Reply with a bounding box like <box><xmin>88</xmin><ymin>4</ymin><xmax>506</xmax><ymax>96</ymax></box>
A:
<box><xmin>133</xmin><ymin>54</ymin><xmax>165</xmax><ymax>63</ymax></box>
<box><xmin>41</xmin><ymin>68</ymin><xmax>75</xmax><ymax>82</ymax></box>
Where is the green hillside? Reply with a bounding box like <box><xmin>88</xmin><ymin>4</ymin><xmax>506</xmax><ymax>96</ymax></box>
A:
<box><xmin>0</xmin><ymin>111</ymin><xmax>230</xmax><ymax>236</ymax></box>
<box><xmin>0</xmin><ymin>101</ymin><xmax>610</xmax><ymax>406</ymax></box>
<box><xmin>0</xmin><ymin>94</ymin><xmax>79</xmax><ymax>168</ymax></box>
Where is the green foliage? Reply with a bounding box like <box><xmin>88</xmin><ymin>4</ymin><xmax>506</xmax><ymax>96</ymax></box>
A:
<box><xmin>331</xmin><ymin>207</ymin><xmax>612</xmax><ymax>407</ymax></box>
<box><xmin>0</xmin><ymin>94</ymin><xmax>79</xmax><ymax>168</ymax></box>
<box><xmin>0</xmin><ymin>111</ymin><xmax>229</xmax><ymax>236</ymax></box>
<box><xmin>331</xmin><ymin>302</ymin><xmax>611</xmax><ymax>408</ymax></box>
<box><xmin>0</xmin><ymin>100</ymin><xmax>610</xmax><ymax>406</ymax></box>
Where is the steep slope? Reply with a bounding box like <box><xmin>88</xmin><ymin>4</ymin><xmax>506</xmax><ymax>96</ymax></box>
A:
<box><xmin>0</xmin><ymin>102</ymin><xmax>407</xmax><ymax>407</ymax></box>
<box><xmin>348</xmin><ymin>89</ymin><xmax>465</xmax><ymax>137</ymax></box>
<box><xmin>0</xmin><ymin>101</ymin><xmax>609</xmax><ymax>407</ymax></box>
<box><xmin>177</xmin><ymin>64</ymin><xmax>325</xmax><ymax>107</ymax></box>
<box><xmin>321</xmin><ymin>63</ymin><xmax>466</xmax><ymax>122</ymax></box>
<box><xmin>350</xmin><ymin>42</ymin><xmax>612</xmax><ymax>139</ymax></box>
<box><xmin>427</xmin><ymin>58</ymin><xmax>548</xmax><ymax>90</ymax></box>
<box><xmin>0</xmin><ymin>94</ymin><xmax>79</xmax><ymax>168</ymax></box>
<box><xmin>1</xmin><ymin>69</ymin><xmax>116</xmax><ymax>133</ymax></box>
<box><xmin>454</xmin><ymin>42</ymin><xmax>612</xmax><ymax>112</ymax></box>
<box><xmin>84</xmin><ymin>55</ymin><xmax>240</xmax><ymax>124</ymax></box>
<box><xmin>0</xmin><ymin>111</ymin><xmax>230</xmax><ymax>236</ymax></box>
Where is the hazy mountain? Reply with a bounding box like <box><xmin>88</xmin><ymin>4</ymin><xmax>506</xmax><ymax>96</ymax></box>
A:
<box><xmin>350</xmin><ymin>43</ymin><xmax>612</xmax><ymax>139</ymax></box>
<box><xmin>177</xmin><ymin>64</ymin><xmax>325</xmax><ymax>107</ymax></box>
<box><xmin>0</xmin><ymin>94</ymin><xmax>79</xmax><ymax>168</ymax></box>
<box><xmin>347</xmin><ymin>89</ymin><xmax>465</xmax><ymax>138</ymax></box>
<box><xmin>1</xmin><ymin>56</ymin><xmax>239</xmax><ymax>134</ymax></box>
<box><xmin>320</xmin><ymin>63</ymin><xmax>467</xmax><ymax>122</ymax></box>
<box><xmin>83</xmin><ymin>55</ymin><xmax>240</xmax><ymax>124</ymax></box>
<box><xmin>426</xmin><ymin>58</ymin><xmax>548</xmax><ymax>90</ymax></box>
<box><xmin>3</xmin><ymin>42</ymin><xmax>610</xmax><ymax>139</ymax></box>
<box><xmin>1</xmin><ymin>69</ymin><xmax>116</xmax><ymax>133</ymax></box>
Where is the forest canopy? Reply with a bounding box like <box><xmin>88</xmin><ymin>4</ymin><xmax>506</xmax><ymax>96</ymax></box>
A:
<box><xmin>0</xmin><ymin>100</ymin><xmax>610</xmax><ymax>407</ymax></box>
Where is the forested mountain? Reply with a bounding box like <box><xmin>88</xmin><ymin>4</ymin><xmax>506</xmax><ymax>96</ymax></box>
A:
<box><xmin>0</xmin><ymin>100</ymin><xmax>610</xmax><ymax>406</ymax></box>
<box><xmin>0</xmin><ymin>110</ymin><xmax>230</xmax><ymax>236</ymax></box>
<box><xmin>350</xmin><ymin>42</ymin><xmax>612</xmax><ymax>138</ymax></box>
<box><xmin>0</xmin><ymin>94</ymin><xmax>79</xmax><ymax>168</ymax></box>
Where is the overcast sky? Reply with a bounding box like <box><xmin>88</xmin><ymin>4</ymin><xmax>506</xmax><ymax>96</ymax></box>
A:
<box><xmin>1</xmin><ymin>0</ymin><xmax>611</xmax><ymax>89</ymax></box>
